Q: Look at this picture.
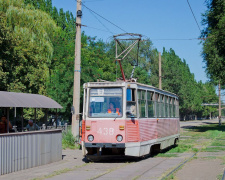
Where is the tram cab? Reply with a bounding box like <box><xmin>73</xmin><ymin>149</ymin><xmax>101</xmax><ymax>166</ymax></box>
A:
<box><xmin>81</xmin><ymin>81</ymin><xmax>180</xmax><ymax>158</ymax></box>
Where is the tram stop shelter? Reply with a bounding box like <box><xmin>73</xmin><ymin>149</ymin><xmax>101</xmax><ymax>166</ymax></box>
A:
<box><xmin>0</xmin><ymin>91</ymin><xmax>63</xmax><ymax>175</ymax></box>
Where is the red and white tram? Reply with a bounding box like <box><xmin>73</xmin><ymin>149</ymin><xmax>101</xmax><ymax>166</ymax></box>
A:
<box><xmin>81</xmin><ymin>81</ymin><xmax>180</xmax><ymax>158</ymax></box>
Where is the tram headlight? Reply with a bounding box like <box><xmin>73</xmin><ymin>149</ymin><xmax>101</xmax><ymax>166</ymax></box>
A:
<box><xmin>116</xmin><ymin>135</ymin><xmax>123</xmax><ymax>142</ymax></box>
<box><xmin>87</xmin><ymin>135</ymin><xmax>94</xmax><ymax>142</ymax></box>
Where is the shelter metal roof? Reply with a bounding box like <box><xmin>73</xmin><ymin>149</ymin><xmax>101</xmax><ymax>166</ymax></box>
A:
<box><xmin>0</xmin><ymin>91</ymin><xmax>62</xmax><ymax>109</ymax></box>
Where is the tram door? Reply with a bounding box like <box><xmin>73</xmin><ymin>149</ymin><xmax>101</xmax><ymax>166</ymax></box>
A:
<box><xmin>126</xmin><ymin>88</ymin><xmax>137</xmax><ymax>118</ymax></box>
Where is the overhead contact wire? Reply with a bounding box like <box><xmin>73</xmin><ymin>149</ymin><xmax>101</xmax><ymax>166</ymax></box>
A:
<box><xmin>187</xmin><ymin>0</ymin><xmax>202</xmax><ymax>33</ymax></box>
<box><xmin>86</xmin><ymin>7</ymin><xmax>114</xmax><ymax>35</ymax></box>
<box><xmin>80</xmin><ymin>2</ymin><xmax>128</xmax><ymax>33</ymax></box>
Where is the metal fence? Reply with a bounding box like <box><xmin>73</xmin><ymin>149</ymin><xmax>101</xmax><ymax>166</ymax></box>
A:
<box><xmin>0</xmin><ymin>130</ymin><xmax>62</xmax><ymax>175</ymax></box>
<box><xmin>41</xmin><ymin>124</ymin><xmax>71</xmax><ymax>132</ymax></box>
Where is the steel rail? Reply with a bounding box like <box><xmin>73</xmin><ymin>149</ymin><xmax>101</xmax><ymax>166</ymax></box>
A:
<box><xmin>222</xmin><ymin>170</ymin><xmax>225</xmax><ymax>180</ymax></box>
<box><xmin>160</xmin><ymin>152</ymin><xmax>198</xmax><ymax>180</ymax></box>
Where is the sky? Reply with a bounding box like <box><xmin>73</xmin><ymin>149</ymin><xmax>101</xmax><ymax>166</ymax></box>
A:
<box><xmin>52</xmin><ymin>0</ymin><xmax>208</xmax><ymax>83</ymax></box>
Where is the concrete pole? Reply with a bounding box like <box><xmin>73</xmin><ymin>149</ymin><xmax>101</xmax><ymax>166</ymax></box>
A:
<box><xmin>72</xmin><ymin>0</ymin><xmax>82</xmax><ymax>139</ymax></box>
<box><xmin>159</xmin><ymin>52</ymin><xmax>162</xmax><ymax>89</ymax></box>
<box><xmin>218</xmin><ymin>81</ymin><xmax>221</xmax><ymax>125</ymax></box>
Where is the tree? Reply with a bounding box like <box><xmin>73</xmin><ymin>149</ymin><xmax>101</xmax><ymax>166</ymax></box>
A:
<box><xmin>0</xmin><ymin>0</ymin><xmax>58</xmax><ymax>94</ymax></box>
<box><xmin>11</xmin><ymin>0</ymin><xmax>219</xmax><ymax>121</ymax></box>
<box><xmin>201</xmin><ymin>0</ymin><xmax>225</xmax><ymax>84</ymax></box>
<box><xmin>199</xmin><ymin>81</ymin><xmax>218</xmax><ymax>118</ymax></box>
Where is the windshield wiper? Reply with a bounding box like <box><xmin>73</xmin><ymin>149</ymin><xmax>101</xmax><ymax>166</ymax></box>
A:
<box><xmin>114</xmin><ymin>113</ymin><xmax>120</xmax><ymax>121</ymax></box>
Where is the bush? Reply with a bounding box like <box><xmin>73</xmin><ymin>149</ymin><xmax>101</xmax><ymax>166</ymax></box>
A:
<box><xmin>62</xmin><ymin>130</ymin><xmax>76</xmax><ymax>149</ymax></box>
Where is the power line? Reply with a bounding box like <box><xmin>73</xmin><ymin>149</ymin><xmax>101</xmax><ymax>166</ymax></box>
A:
<box><xmin>83</xmin><ymin>24</ymin><xmax>203</xmax><ymax>41</ymax></box>
<box><xmin>81</xmin><ymin>1</ymin><xmax>114</xmax><ymax>35</ymax></box>
<box><xmin>83</xmin><ymin>0</ymin><xmax>105</xmax><ymax>2</ymax></box>
<box><xmin>84</xmin><ymin>25</ymin><xmax>116</xmax><ymax>34</ymax></box>
<box><xmin>151</xmin><ymin>38</ymin><xmax>201</xmax><ymax>41</ymax></box>
<box><xmin>187</xmin><ymin>0</ymin><xmax>202</xmax><ymax>33</ymax></box>
<box><xmin>75</xmin><ymin>0</ymin><xmax>128</xmax><ymax>33</ymax></box>
<box><xmin>75</xmin><ymin>0</ymin><xmax>204</xmax><ymax>42</ymax></box>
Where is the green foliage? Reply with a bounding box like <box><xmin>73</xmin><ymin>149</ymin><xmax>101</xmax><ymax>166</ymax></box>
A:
<box><xmin>62</xmin><ymin>129</ymin><xmax>76</xmax><ymax>149</ymax></box>
<box><xmin>201</xmin><ymin>0</ymin><xmax>225</xmax><ymax>84</ymax></box>
<box><xmin>0</xmin><ymin>0</ymin><xmax>58</xmax><ymax>94</ymax></box>
<box><xmin>159</xmin><ymin>124</ymin><xmax>225</xmax><ymax>157</ymax></box>
<box><xmin>148</xmin><ymin>48</ymin><xmax>218</xmax><ymax>118</ymax></box>
<box><xmin>0</xmin><ymin>0</ymin><xmax>219</xmax><ymax>121</ymax></box>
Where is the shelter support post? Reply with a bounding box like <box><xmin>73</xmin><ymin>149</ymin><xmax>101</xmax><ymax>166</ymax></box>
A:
<box><xmin>45</xmin><ymin>108</ymin><xmax>48</xmax><ymax>129</ymax></box>
<box><xmin>56</xmin><ymin>109</ymin><xmax>58</xmax><ymax>129</ymax></box>
<box><xmin>14</xmin><ymin>107</ymin><xmax>16</xmax><ymax>127</ymax></box>
<box><xmin>34</xmin><ymin>108</ymin><xmax>37</xmax><ymax>131</ymax></box>
<box><xmin>21</xmin><ymin>108</ymin><xmax>24</xmax><ymax>132</ymax></box>
<box><xmin>7</xmin><ymin>107</ymin><xmax>9</xmax><ymax>133</ymax></box>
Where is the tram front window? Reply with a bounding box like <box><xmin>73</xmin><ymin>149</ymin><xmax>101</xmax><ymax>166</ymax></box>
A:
<box><xmin>89</xmin><ymin>88</ymin><xmax>123</xmax><ymax>118</ymax></box>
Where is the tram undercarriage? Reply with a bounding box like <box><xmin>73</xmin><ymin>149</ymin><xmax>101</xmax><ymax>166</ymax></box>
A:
<box><xmin>85</xmin><ymin>143</ymin><xmax>125</xmax><ymax>156</ymax></box>
<box><xmin>83</xmin><ymin>134</ymin><xmax>179</xmax><ymax>160</ymax></box>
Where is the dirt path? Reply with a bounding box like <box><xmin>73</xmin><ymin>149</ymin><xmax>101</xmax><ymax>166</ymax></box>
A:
<box><xmin>0</xmin><ymin>119</ymin><xmax>224</xmax><ymax>180</ymax></box>
<box><xmin>174</xmin><ymin>119</ymin><xmax>225</xmax><ymax>180</ymax></box>
<box><xmin>176</xmin><ymin>156</ymin><xmax>224</xmax><ymax>180</ymax></box>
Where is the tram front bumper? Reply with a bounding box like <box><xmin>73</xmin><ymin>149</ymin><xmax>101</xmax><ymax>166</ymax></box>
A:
<box><xmin>84</xmin><ymin>142</ymin><xmax>125</xmax><ymax>148</ymax></box>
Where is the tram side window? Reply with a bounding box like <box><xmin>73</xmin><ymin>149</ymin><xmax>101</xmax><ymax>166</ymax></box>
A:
<box><xmin>138</xmin><ymin>90</ymin><xmax>146</xmax><ymax>118</ymax></box>
<box><xmin>165</xmin><ymin>96</ymin><xmax>168</xmax><ymax>117</ymax></box>
<box><xmin>175</xmin><ymin>99</ymin><xmax>179</xmax><ymax>117</ymax></box>
<box><xmin>169</xmin><ymin>97</ymin><xmax>174</xmax><ymax>118</ymax></box>
<box><xmin>126</xmin><ymin>89</ymin><xmax>137</xmax><ymax>117</ymax></box>
<box><xmin>161</xmin><ymin>95</ymin><xmax>165</xmax><ymax>117</ymax></box>
<box><xmin>158</xmin><ymin>94</ymin><xmax>162</xmax><ymax>117</ymax></box>
<box><xmin>147</xmin><ymin>91</ymin><xmax>155</xmax><ymax>118</ymax></box>
<box><xmin>155</xmin><ymin>93</ymin><xmax>159</xmax><ymax>117</ymax></box>
<box><xmin>173</xmin><ymin>98</ymin><xmax>176</xmax><ymax>117</ymax></box>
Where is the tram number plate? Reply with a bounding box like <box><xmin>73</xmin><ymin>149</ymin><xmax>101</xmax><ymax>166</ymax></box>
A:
<box><xmin>97</xmin><ymin>128</ymin><xmax>114</xmax><ymax>135</ymax></box>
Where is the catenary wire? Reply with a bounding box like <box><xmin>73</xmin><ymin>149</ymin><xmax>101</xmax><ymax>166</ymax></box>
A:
<box><xmin>85</xmin><ymin>6</ymin><xmax>114</xmax><ymax>35</ymax></box>
<box><xmin>151</xmin><ymin>38</ymin><xmax>200</xmax><ymax>41</ymax></box>
<box><xmin>187</xmin><ymin>0</ymin><xmax>202</xmax><ymax>33</ymax></box>
<box><xmin>75</xmin><ymin>0</ymin><xmax>204</xmax><ymax>41</ymax></box>
<box><xmin>84</xmin><ymin>25</ymin><xmax>117</xmax><ymax>34</ymax></box>
<box><xmin>83</xmin><ymin>0</ymin><xmax>105</xmax><ymax>2</ymax></box>
<box><xmin>74</xmin><ymin>0</ymin><xmax>128</xmax><ymax>34</ymax></box>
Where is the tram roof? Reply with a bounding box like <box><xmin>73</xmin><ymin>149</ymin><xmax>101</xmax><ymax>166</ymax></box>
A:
<box><xmin>0</xmin><ymin>91</ymin><xmax>62</xmax><ymax>108</ymax></box>
<box><xmin>83</xmin><ymin>81</ymin><xmax>178</xmax><ymax>98</ymax></box>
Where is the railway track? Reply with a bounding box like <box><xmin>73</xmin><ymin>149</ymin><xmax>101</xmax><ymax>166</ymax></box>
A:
<box><xmin>86</xmin><ymin>152</ymin><xmax>195</xmax><ymax>180</ymax></box>
<box><xmin>160</xmin><ymin>152</ymin><xmax>197</xmax><ymax>180</ymax></box>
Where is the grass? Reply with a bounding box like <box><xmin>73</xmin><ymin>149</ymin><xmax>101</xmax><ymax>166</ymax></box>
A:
<box><xmin>201</xmin><ymin>156</ymin><xmax>217</xmax><ymax>160</ymax></box>
<box><xmin>221</xmin><ymin>156</ymin><xmax>225</xmax><ymax>164</ymax></box>
<box><xmin>32</xmin><ymin>164</ymin><xmax>89</xmax><ymax>180</ymax></box>
<box><xmin>158</xmin><ymin>124</ymin><xmax>225</xmax><ymax>157</ymax></box>
<box><xmin>159</xmin><ymin>123</ymin><xmax>225</xmax><ymax>180</ymax></box>
<box><xmin>157</xmin><ymin>153</ymin><xmax>178</xmax><ymax>157</ymax></box>
<box><xmin>211</xmin><ymin>140</ymin><xmax>225</xmax><ymax>146</ymax></box>
<box><xmin>217</xmin><ymin>174</ymin><xmax>223</xmax><ymax>180</ymax></box>
<box><xmin>202</xmin><ymin>146</ymin><xmax>225</xmax><ymax>152</ymax></box>
<box><xmin>62</xmin><ymin>129</ymin><xmax>78</xmax><ymax>149</ymax></box>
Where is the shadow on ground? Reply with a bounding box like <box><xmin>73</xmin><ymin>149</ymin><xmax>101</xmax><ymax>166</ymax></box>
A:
<box><xmin>182</xmin><ymin>123</ymin><xmax>225</xmax><ymax>132</ymax></box>
<box><xmin>81</xmin><ymin>145</ymin><xmax>178</xmax><ymax>164</ymax></box>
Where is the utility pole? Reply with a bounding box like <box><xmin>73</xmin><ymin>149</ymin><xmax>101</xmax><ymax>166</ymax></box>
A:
<box><xmin>159</xmin><ymin>52</ymin><xmax>162</xmax><ymax>89</ymax></box>
<box><xmin>72</xmin><ymin>0</ymin><xmax>82</xmax><ymax>139</ymax></box>
<box><xmin>218</xmin><ymin>81</ymin><xmax>221</xmax><ymax>125</ymax></box>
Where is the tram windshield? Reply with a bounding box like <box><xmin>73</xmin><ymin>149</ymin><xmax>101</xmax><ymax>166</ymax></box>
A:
<box><xmin>88</xmin><ymin>88</ymin><xmax>123</xmax><ymax>118</ymax></box>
